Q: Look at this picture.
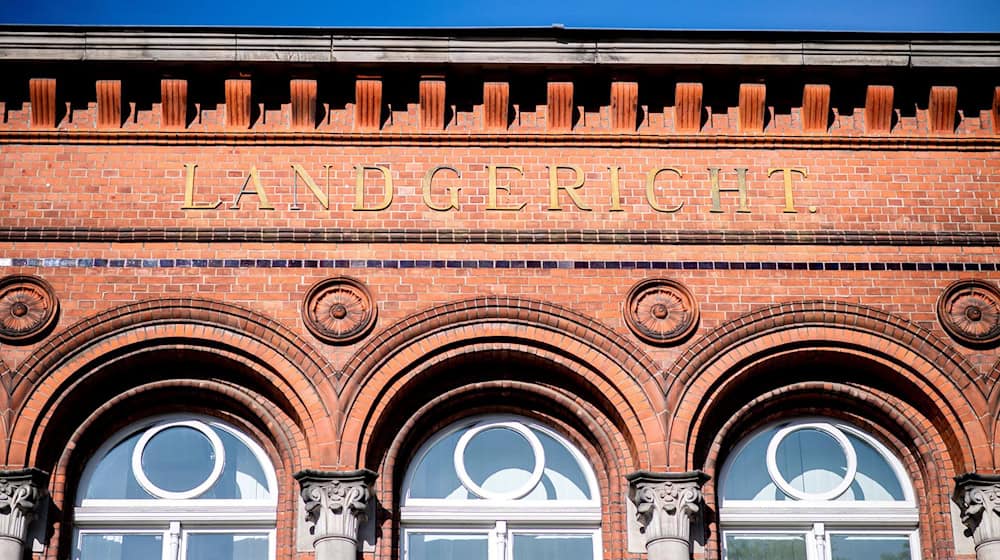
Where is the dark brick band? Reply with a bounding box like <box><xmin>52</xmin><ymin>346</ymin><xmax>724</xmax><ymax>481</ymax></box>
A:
<box><xmin>2</xmin><ymin>228</ymin><xmax>998</xmax><ymax>247</ymax></box>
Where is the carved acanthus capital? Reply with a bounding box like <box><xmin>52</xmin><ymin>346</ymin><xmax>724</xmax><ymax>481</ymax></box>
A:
<box><xmin>956</xmin><ymin>473</ymin><xmax>1000</xmax><ymax>556</ymax></box>
<box><xmin>627</xmin><ymin>470</ymin><xmax>709</xmax><ymax>549</ymax></box>
<box><xmin>295</xmin><ymin>469</ymin><xmax>377</xmax><ymax>545</ymax></box>
<box><xmin>0</xmin><ymin>468</ymin><xmax>48</xmax><ymax>545</ymax></box>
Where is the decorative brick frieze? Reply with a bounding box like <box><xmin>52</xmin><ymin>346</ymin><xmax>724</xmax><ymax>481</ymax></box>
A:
<box><xmin>738</xmin><ymin>83</ymin><xmax>766</xmax><ymax>133</ymax></box>
<box><xmin>419</xmin><ymin>76</ymin><xmax>446</xmax><ymax>130</ymax></box>
<box><xmin>354</xmin><ymin>77</ymin><xmax>382</xmax><ymax>131</ymax></box>
<box><xmin>225</xmin><ymin>79</ymin><xmax>251</xmax><ymax>129</ymax></box>
<box><xmin>928</xmin><ymin>85</ymin><xmax>958</xmax><ymax>133</ymax></box>
<box><xmin>160</xmin><ymin>79</ymin><xmax>187</xmax><ymax>129</ymax></box>
<box><xmin>610</xmin><ymin>81</ymin><xmax>638</xmax><ymax>132</ymax></box>
<box><xmin>291</xmin><ymin>79</ymin><xmax>317</xmax><ymax>130</ymax></box>
<box><xmin>483</xmin><ymin>81</ymin><xmax>509</xmax><ymax>130</ymax></box>
<box><xmin>674</xmin><ymin>82</ymin><xmax>703</xmax><ymax>132</ymax></box>
<box><xmin>547</xmin><ymin>81</ymin><xmax>573</xmax><ymax>131</ymax></box>
<box><xmin>28</xmin><ymin>78</ymin><xmax>56</xmax><ymax>128</ymax></box>
<box><xmin>865</xmin><ymin>85</ymin><xmax>894</xmax><ymax>133</ymax></box>
<box><xmin>802</xmin><ymin>84</ymin><xmax>830</xmax><ymax>132</ymax></box>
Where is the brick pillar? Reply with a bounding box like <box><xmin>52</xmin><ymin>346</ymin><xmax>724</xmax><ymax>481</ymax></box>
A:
<box><xmin>295</xmin><ymin>469</ymin><xmax>377</xmax><ymax>560</ymax></box>
<box><xmin>0</xmin><ymin>469</ymin><xmax>48</xmax><ymax>560</ymax></box>
<box><xmin>956</xmin><ymin>474</ymin><xmax>1000</xmax><ymax>560</ymax></box>
<box><xmin>627</xmin><ymin>471</ymin><xmax>708</xmax><ymax>560</ymax></box>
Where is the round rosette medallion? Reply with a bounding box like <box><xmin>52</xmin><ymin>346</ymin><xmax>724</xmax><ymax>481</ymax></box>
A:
<box><xmin>302</xmin><ymin>277</ymin><xmax>377</xmax><ymax>344</ymax></box>
<box><xmin>0</xmin><ymin>275</ymin><xmax>59</xmax><ymax>344</ymax></box>
<box><xmin>937</xmin><ymin>279</ymin><xmax>1000</xmax><ymax>348</ymax></box>
<box><xmin>624</xmin><ymin>278</ymin><xmax>699</xmax><ymax>345</ymax></box>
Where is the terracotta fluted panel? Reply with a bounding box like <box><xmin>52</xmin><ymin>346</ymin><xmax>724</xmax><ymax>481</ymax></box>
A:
<box><xmin>674</xmin><ymin>82</ymin><xmax>703</xmax><ymax>132</ymax></box>
<box><xmin>355</xmin><ymin>77</ymin><xmax>382</xmax><ymax>130</ymax></box>
<box><xmin>610</xmin><ymin>81</ymin><xmax>638</xmax><ymax>132</ymax></box>
<box><xmin>801</xmin><ymin>84</ymin><xmax>831</xmax><ymax>132</ymax></box>
<box><xmin>928</xmin><ymin>86</ymin><xmax>958</xmax><ymax>134</ymax></box>
<box><xmin>160</xmin><ymin>79</ymin><xmax>187</xmax><ymax>129</ymax></box>
<box><xmin>547</xmin><ymin>81</ymin><xmax>573</xmax><ymax>131</ymax></box>
<box><xmin>420</xmin><ymin>78</ymin><xmax>446</xmax><ymax>130</ymax></box>
<box><xmin>29</xmin><ymin>78</ymin><xmax>56</xmax><ymax>128</ymax></box>
<box><xmin>483</xmin><ymin>82</ymin><xmax>509</xmax><ymax>131</ymax></box>
<box><xmin>865</xmin><ymin>85</ymin><xmax>894</xmax><ymax>133</ymax></box>
<box><xmin>95</xmin><ymin>80</ymin><xmax>121</xmax><ymax>129</ymax></box>
<box><xmin>291</xmin><ymin>79</ymin><xmax>317</xmax><ymax>130</ymax></box>
<box><xmin>738</xmin><ymin>83</ymin><xmax>766</xmax><ymax>133</ymax></box>
<box><xmin>993</xmin><ymin>87</ymin><xmax>1000</xmax><ymax>134</ymax></box>
<box><xmin>225</xmin><ymin>79</ymin><xmax>251</xmax><ymax>129</ymax></box>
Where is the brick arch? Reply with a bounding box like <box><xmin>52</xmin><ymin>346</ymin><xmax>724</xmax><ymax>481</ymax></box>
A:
<box><xmin>43</xmin><ymin>375</ymin><xmax>309</xmax><ymax>560</ymax></box>
<box><xmin>697</xmin><ymin>382</ymin><xmax>959</xmax><ymax>560</ymax></box>
<box><xmin>664</xmin><ymin>301</ymin><xmax>989</xmax><ymax>472</ymax></box>
<box><xmin>6</xmin><ymin>297</ymin><xmax>339</xmax><ymax>466</ymax></box>
<box><xmin>367</xmin><ymin>380</ymin><xmax>636</xmax><ymax>560</ymax></box>
<box><xmin>338</xmin><ymin>296</ymin><xmax>664</xmax><ymax>469</ymax></box>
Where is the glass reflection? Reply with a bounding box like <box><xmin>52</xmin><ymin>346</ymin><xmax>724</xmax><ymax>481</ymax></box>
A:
<box><xmin>141</xmin><ymin>426</ymin><xmax>216</xmax><ymax>494</ymax></box>
<box><xmin>463</xmin><ymin>427</ymin><xmax>534</xmax><ymax>494</ymax></box>
<box><xmin>407</xmin><ymin>532</ymin><xmax>488</xmax><ymax>560</ymax></box>
<box><xmin>512</xmin><ymin>533</ymin><xmax>594</xmax><ymax>560</ymax></box>
<box><xmin>725</xmin><ymin>533</ymin><xmax>807</xmax><ymax>560</ymax></box>
<box><xmin>186</xmin><ymin>532</ymin><xmax>269</xmax><ymax>560</ymax></box>
<box><xmin>78</xmin><ymin>533</ymin><xmax>162</xmax><ymax>560</ymax></box>
<box><xmin>774</xmin><ymin>428</ymin><xmax>847</xmax><ymax>495</ymax></box>
<box><xmin>830</xmin><ymin>534</ymin><xmax>910</xmax><ymax>560</ymax></box>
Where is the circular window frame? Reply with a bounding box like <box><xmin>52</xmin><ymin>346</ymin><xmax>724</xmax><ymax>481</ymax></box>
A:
<box><xmin>453</xmin><ymin>420</ymin><xmax>546</xmax><ymax>501</ymax></box>
<box><xmin>764</xmin><ymin>422</ymin><xmax>858</xmax><ymax>501</ymax></box>
<box><xmin>131</xmin><ymin>420</ymin><xmax>226</xmax><ymax>500</ymax></box>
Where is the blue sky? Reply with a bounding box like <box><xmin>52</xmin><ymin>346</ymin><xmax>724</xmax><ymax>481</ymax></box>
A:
<box><xmin>1</xmin><ymin>0</ymin><xmax>998</xmax><ymax>31</ymax></box>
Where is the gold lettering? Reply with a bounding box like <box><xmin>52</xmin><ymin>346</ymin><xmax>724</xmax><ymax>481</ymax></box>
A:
<box><xmin>486</xmin><ymin>165</ymin><xmax>527</xmax><ymax>211</ymax></box>
<box><xmin>180</xmin><ymin>163</ymin><xmax>221</xmax><ymax>210</ymax></box>
<box><xmin>608</xmin><ymin>166</ymin><xmax>624</xmax><ymax>212</ymax></box>
<box><xmin>645</xmin><ymin>167</ymin><xmax>685</xmax><ymax>213</ymax></box>
<box><xmin>709</xmin><ymin>167</ymin><xmax>750</xmax><ymax>213</ymax></box>
<box><xmin>289</xmin><ymin>164</ymin><xmax>330</xmax><ymax>210</ymax></box>
<box><xmin>422</xmin><ymin>165</ymin><xmax>461</xmax><ymax>212</ymax></box>
<box><xmin>547</xmin><ymin>165</ymin><xmax>591</xmax><ymax>211</ymax></box>
<box><xmin>767</xmin><ymin>167</ymin><xmax>808</xmax><ymax>213</ymax></box>
<box><xmin>353</xmin><ymin>165</ymin><xmax>394</xmax><ymax>211</ymax></box>
<box><xmin>230</xmin><ymin>166</ymin><xmax>275</xmax><ymax>210</ymax></box>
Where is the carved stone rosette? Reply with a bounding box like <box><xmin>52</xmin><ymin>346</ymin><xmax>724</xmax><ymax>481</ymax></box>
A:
<box><xmin>295</xmin><ymin>469</ymin><xmax>377</xmax><ymax>560</ymax></box>
<box><xmin>937</xmin><ymin>280</ymin><xmax>1000</xmax><ymax>348</ymax></box>
<box><xmin>0</xmin><ymin>468</ymin><xmax>48</xmax><ymax>560</ymax></box>
<box><xmin>956</xmin><ymin>473</ymin><xmax>1000</xmax><ymax>560</ymax></box>
<box><xmin>0</xmin><ymin>275</ymin><xmax>58</xmax><ymax>344</ymax></box>
<box><xmin>301</xmin><ymin>277</ymin><xmax>377</xmax><ymax>345</ymax></box>
<box><xmin>624</xmin><ymin>279</ymin><xmax>699</xmax><ymax>345</ymax></box>
<box><xmin>627</xmin><ymin>470</ymin><xmax>709</xmax><ymax>560</ymax></box>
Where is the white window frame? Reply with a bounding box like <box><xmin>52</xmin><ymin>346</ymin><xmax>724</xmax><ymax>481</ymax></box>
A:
<box><xmin>718</xmin><ymin>418</ymin><xmax>921</xmax><ymax>560</ymax></box>
<box><xmin>73</xmin><ymin>414</ymin><xmax>278</xmax><ymax>560</ymax></box>
<box><xmin>400</xmin><ymin>415</ymin><xmax>602</xmax><ymax>560</ymax></box>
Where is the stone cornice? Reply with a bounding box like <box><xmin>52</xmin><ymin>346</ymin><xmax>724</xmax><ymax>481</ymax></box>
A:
<box><xmin>0</xmin><ymin>27</ymin><xmax>997</xmax><ymax>67</ymax></box>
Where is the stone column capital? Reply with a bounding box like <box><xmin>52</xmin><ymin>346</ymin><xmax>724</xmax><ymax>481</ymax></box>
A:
<box><xmin>955</xmin><ymin>473</ymin><xmax>1000</xmax><ymax>560</ymax></box>
<box><xmin>294</xmin><ymin>468</ymin><xmax>377</xmax><ymax>559</ymax></box>
<box><xmin>627</xmin><ymin>470</ymin><xmax>709</xmax><ymax>560</ymax></box>
<box><xmin>0</xmin><ymin>468</ymin><xmax>48</xmax><ymax>559</ymax></box>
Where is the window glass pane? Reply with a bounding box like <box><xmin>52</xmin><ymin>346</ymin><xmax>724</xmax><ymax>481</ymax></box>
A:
<box><xmin>774</xmin><ymin>428</ymin><xmax>848</xmax><ymax>496</ymax></box>
<box><xmin>830</xmin><ymin>534</ymin><xmax>911</xmax><ymax>560</ymax></box>
<box><xmin>78</xmin><ymin>533</ymin><xmax>162</xmax><ymax>560</ymax></box>
<box><xmin>721</xmin><ymin>428</ymin><xmax>784</xmax><ymax>501</ymax></box>
<box><xmin>837</xmin><ymin>434</ymin><xmax>905</xmax><ymax>502</ymax></box>
<box><xmin>142</xmin><ymin>426</ymin><xmax>217</xmax><ymax>494</ymax></box>
<box><xmin>512</xmin><ymin>533</ymin><xmax>594</xmax><ymax>560</ymax></box>
<box><xmin>83</xmin><ymin>432</ymin><xmax>153</xmax><ymax>500</ymax></box>
<box><xmin>198</xmin><ymin>429</ymin><xmax>271</xmax><ymax>500</ymax></box>
<box><xmin>407</xmin><ymin>532</ymin><xmax>488</xmax><ymax>560</ymax></box>
<box><xmin>725</xmin><ymin>533</ymin><xmax>807</xmax><ymax>560</ymax></box>
<box><xmin>463</xmin><ymin>426</ymin><xmax>534</xmax><ymax>495</ymax></box>
<box><xmin>523</xmin><ymin>430</ymin><xmax>591</xmax><ymax>501</ymax></box>
<box><xmin>186</xmin><ymin>532</ymin><xmax>269</xmax><ymax>560</ymax></box>
<box><xmin>407</xmin><ymin>430</ymin><xmax>470</xmax><ymax>500</ymax></box>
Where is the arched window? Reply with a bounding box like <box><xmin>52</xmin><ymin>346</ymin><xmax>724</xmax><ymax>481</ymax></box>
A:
<box><xmin>73</xmin><ymin>415</ymin><xmax>278</xmax><ymax>560</ymax></box>
<box><xmin>718</xmin><ymin>418</ymin><xmax>920</xmax><ymax>560</ymax></box>
<box><xmin>400</xmin><ymin>415</ymin><xmax>601</xmax><ymax>560</ymax></box>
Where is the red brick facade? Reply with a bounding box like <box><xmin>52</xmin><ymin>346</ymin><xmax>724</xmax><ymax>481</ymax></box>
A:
<box><xmin>0</xmin><ymin>27</ymin><xmax>998</xmax><ymax>560</ymax></box>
